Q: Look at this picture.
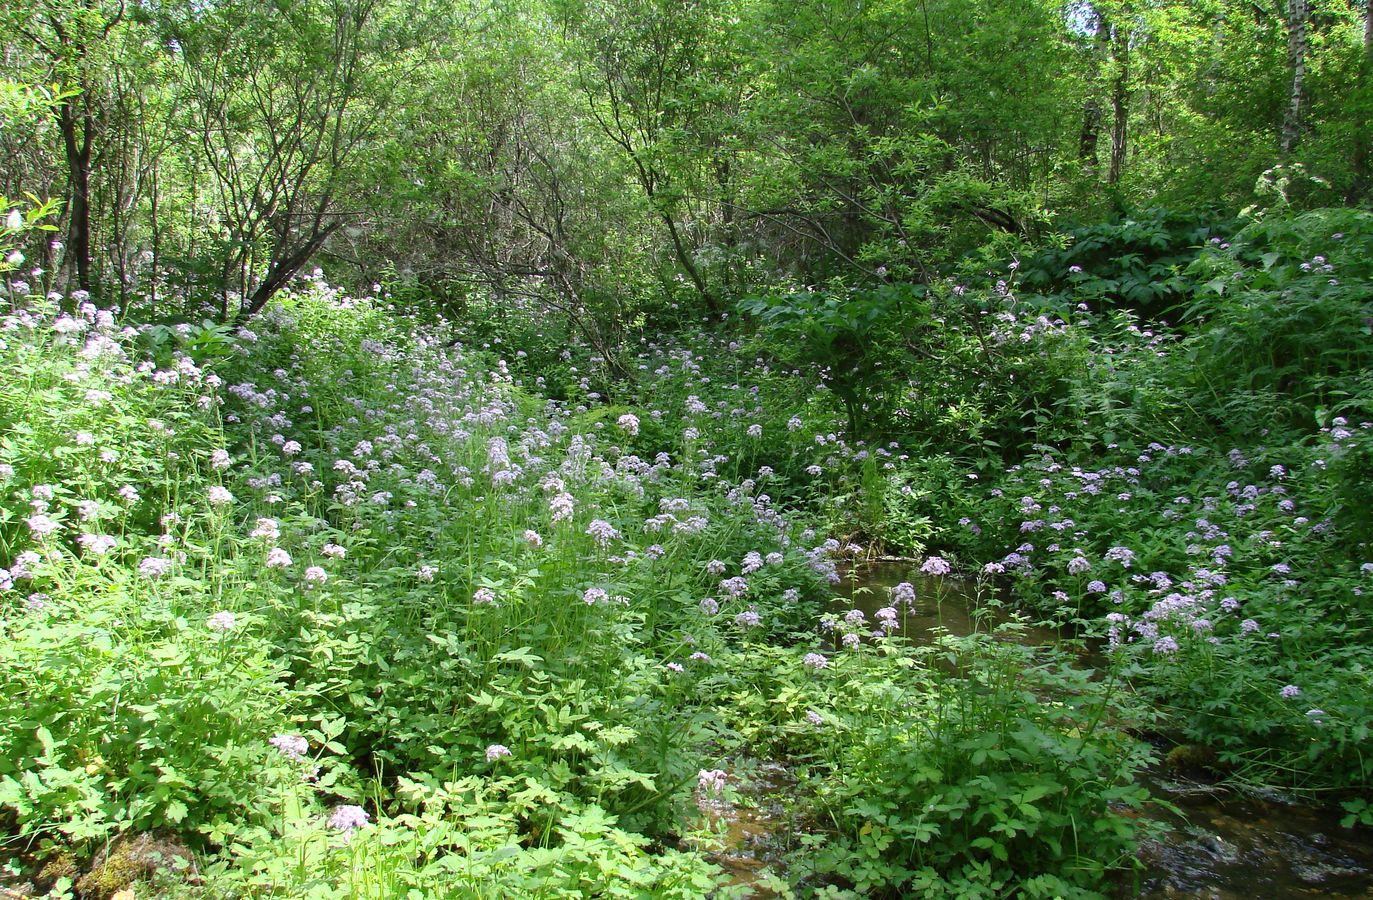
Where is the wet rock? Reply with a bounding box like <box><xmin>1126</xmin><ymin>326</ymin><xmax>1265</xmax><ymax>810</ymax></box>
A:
<box><xmin>1184</xmin><ymin>826</ymin><xmax>1240</xmax><ymax>865</ymax></box>
<box><xmin>1282</xmin><ymin>832</ymin><xmax>1369</xmax><ymax>885</ymax></box>
<box><xmin>1291</xmin><ymin>859</ymin><xmax>1368</xmax><ymax>884</ymax></box>
<box><xmin>75</xmin><ymin>834</ymin><xmax>194</xmax><ymax>899</ymax></box>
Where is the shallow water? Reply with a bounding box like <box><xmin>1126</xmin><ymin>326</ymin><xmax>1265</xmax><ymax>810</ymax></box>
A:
<box><xmin>835</xmin><ymin>560</ymin><xmax>1064</xmax><ymax>648</ymax></box>
<box><xmin>696</xmin><ymin>760</ymin><xmax>794</xmax><ymax>898</ymax></box>
<box><xmin>705</xmin><ymin>561</ymin><xmax>1373</xmax><ymax>898</ymax></box>
<box><xmin>1130</xmin><ymin>774</ymin><xmax>1373</xmax><ymax>898</ymax></box>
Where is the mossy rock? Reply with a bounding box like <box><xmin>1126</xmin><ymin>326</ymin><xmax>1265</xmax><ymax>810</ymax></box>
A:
<box><xmin>35</xmin><ymin>852</ymin><xmax>78</xmax><ymax>889</ymax></box>
<box><xmin>1163</xmin><ymin>743</ymin><xmax>1220</xmax><ymax>776</ymax></box>
<box><xmin>75</xmin><ymin>834</ymin><xmax>193</xmax><ymax>900</ymax></box>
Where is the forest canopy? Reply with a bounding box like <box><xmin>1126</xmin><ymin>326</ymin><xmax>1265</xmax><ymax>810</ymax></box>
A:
<box><xmin>3</xmin><ymin>0</ymin><xmax>1370</xmax><ymax>325</ymax></box>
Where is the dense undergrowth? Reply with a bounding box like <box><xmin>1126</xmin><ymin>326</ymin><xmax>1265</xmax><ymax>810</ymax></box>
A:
<box><xmin>2</xmin><ymin>205</ymin><xmax>1372</xmax><ymax>898</ymax></box>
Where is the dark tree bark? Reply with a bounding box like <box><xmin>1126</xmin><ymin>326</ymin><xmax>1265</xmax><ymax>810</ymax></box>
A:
<box><xmin>1280</xmin><ymin>0</ymin><xmax>1310</xmax><ymax>154</ymax></box>
<box><xmin>1348</xmin><ymin>0</ymin><xmax>1372</xmax><ymax>200</ymax></box>
<box><xmin>1078</xmin><ymin>6</ymin><xmax>1110</xmax><ymax>177</ymax></box>
<box><xmin>55</xmin><ymin>96</ymin><xmax>93</xmax><ymax>292</ymax></box>
<box><xmin>1108</xmin><ymin>22</ymin><xmax>1130</xmax><ymax>185</ymax></box>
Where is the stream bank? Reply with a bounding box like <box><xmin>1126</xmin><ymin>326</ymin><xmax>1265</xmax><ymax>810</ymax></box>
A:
<box><xmin>697</xmin><ymin>562</ymin><xmax>1373</xmax><ymax>898</ymax></box>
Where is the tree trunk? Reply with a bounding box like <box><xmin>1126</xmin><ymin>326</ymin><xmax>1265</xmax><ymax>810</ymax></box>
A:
<box><xmin>1079</xmin><ymin>7</ymin><xmax>1110</xmax><ymax>177</ymax></box>
<box><xmin>1079</xmin><ymin>98</ymin><xmax>1103</xmax><ymax>171</ymax></box>
<box><xmin>1349</xmin><ymin>0</ymin><xmax>1372</xmax><ymax>200</ymax></box>
<box><xmin>1280</xmin><ymin>0</ymin><xmax>1310</xmax><ymax>154</ymax></box>
<box><xmin>1108</xmin><ymin>23</ymin><xmax>1130</xmax><ymax>185</ymax></box>
<box><xmin>659</xmin><ymin>206</ymin><xmax>716</xmax><ymax>313</ymax></box>
<box><xmin>56</xmin><ymin>98</ymin><xmax>94</xmax><ymax>294</ymax></box>
<box><xmin>237</xmin><ymin>221</ymin><xmax>342</xmax><ymax>320</ymax></box>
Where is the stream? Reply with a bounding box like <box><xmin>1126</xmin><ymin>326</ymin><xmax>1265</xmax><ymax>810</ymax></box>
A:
<box><xmin>698</xmin><ymin>562</ymin><xmax>1373</xmax><ymax>898</ymax></box>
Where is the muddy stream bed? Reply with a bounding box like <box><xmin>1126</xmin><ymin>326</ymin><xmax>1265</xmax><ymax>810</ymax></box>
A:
<box><xmin>696</xmin><ymin>562</ymin><xmax>1373</xmax><ymax>898</ymax></box>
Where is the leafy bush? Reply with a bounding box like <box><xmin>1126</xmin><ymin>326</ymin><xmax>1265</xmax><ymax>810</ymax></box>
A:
<box><xmin>783</xmin><ymin>631</ymin><xmax>1150</xmax><ymax>898</ymax></box>
<box><xmin>1019</xmin><ymin>207</ymin><xmax>1233</xmax><ymax>321</ymax></box>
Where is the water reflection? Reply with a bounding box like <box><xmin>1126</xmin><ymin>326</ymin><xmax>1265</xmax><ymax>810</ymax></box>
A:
<box><xmin>834</xmin><ymin>560</ymin><xmax>1064</xmax><ymax>649</ymax></box>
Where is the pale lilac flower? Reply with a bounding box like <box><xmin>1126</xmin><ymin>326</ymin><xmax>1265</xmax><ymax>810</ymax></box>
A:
<box><xmin>26</xmin><ymin>514</ymin><xmax>60</xmax><ymax>537</ymax></box>
<box><xmin>1105</xmin><ymin>546</ymin><xmax>1135</xmax><ymax>567</ymax></box>
<box><xmin>1087</xmin><ymin>580</ymin><xmax>1107</xmax><ymax>593</ymax></box>
<box><xmin>485</xmin><ymin>744</ymin><xmax>512</xmax><ymax>762</ymax></box>
<box><xmin>803</xmin><ymin>652</ymin><xmax>828</xmax><ymax>670</ymax></box>
<box><xmin>417</xmin><ymin>564</ymin><xmax>438</xmax><ymax>582</ymax></box>
<box><xmin>699</xmin><ymin>597</ymin><xmax>719</xmax><ymax>615</ymax></box>
<box><xmin>583</xmin><ymin>587</ymin><xmax>609</xmax><ymax>606</ymax></box>
<box><xmin>78</xmin><ymin>534</ymin><xmax>117</xmax><ymax>555</ymax></box>
<box><xmin>207</xmin><ymin>610</ymin><xmax>237</xmax><ymax>631</ymax></box>
<box><xmin>697</xmin><ymin>769</ymin><xmax>728</xmax><ymax>794</ymax></box>
<box><xmin>473</xmin><ymin>587</ymin><xmax>497</xmax><ymax>605</ymax></box>
<box><xmin>523</xmin><ymin>529</ymin><xmax>543</xmax><ymax>548</ymax></box>
<box><xmin>735</xmin><ymin>609</ymin><xmax>762</xmax><ymax>628</ymax></box>
<box><xmin>616</xmin><ymin>413</ymin><xmax>640</xmax><ymax>436</ymax></box>
<box><xmin>586</xmin><ymin>519</ymin><xmax>621</xmax><ymax>547</ymax></box>
<box><xmin>549</xmin><ymin>492</ymin><xmax>575</xmax><ymax>523</ymax></box>
<box><xmin>210</xmin><ymin>449</ymin><xmax>232</xmax><ymax>470</ymax></box>
<box><xmin>270</xmin><ymin>734</ymin><xmax>309</xmax><ymax>760</ymax></box>
<box><xmin>207</xmin><ymin>486</ymin><xmax>233</xmax><ymax>505</ymax></box>
<box><xmin>117</xmin><ymin>485</ymin><xmax>140</xmax><ymax>504</ymax></box>
<box><xmin>251</xmin><ymin>518</ymin><xmax>281</xmax><ymax>541</ymax></box>
<box><xmin>1280</xmin><ymin>684</ymin><xmax>1301</xmax><ymax>699</ymax></box>
<box><xmin>805</xmin><ymin>709</ymin><xmax>824</xmax><ymax>725</ymax></box>
<box><xmin>328</xmin><ymin>804</ymin><xmax>370</xmax><ymax>838</ymax></box>
<box><xmin>920</xmin><ymin>556</ymin><xmax>951</xmax><ymax>576</ymax></box>
<box><xmin>321</xmin><ymin>543</ymin><xmax>346</xmax><ymax>558</ymax></box>
<box><xmin>665</xmin><ymin>662</ymin><xmax>685</xmax><ymax>673</ymax></box>
<box><xmin>303</xmin><ymin>566</ymin><xmax>328</xmax><ymax>585</ymax></box>
<box><xmin>720</xmin><ymin>576</ymin><xmax>749</xmax><ymax>596</ymax></box>
<box><xmin>1067</xmin><ymin>556</ymin><xmax>1092</xmax><ymax>574</ymax></box>
<box><xmin>138</xmin><ymin>556</ymin><xmax>171</xmax><ymax>578</ymax></box>
<box><xmin>746</xmin><ymin>424</ymin><xmax>763</xmax><ymax>439</ymax></box>
<box><xmin>266</xmin><ymin>547</ymin><xmax>292</xmax><ymax>569</ymax></box>
<box><xmin>1153</xmin><ymin>636</ymin><xmax>1179</xmax><ymax>654</ymax></box>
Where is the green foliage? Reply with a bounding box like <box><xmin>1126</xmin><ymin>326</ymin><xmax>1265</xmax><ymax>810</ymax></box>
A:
<box><xmin>719</xmin><ymin>631</ymin><xmax>1153</xmax><ymax>898</ymax></box>
<box><xmin>1019</xmin><ymin>207</ymin><xmax>1233</xmax><ymax>321</ymax></box>
<box><xmin>738</xmin><ymin>285</ymin><xmax>916</xmax><ymax>438</ymax></box>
